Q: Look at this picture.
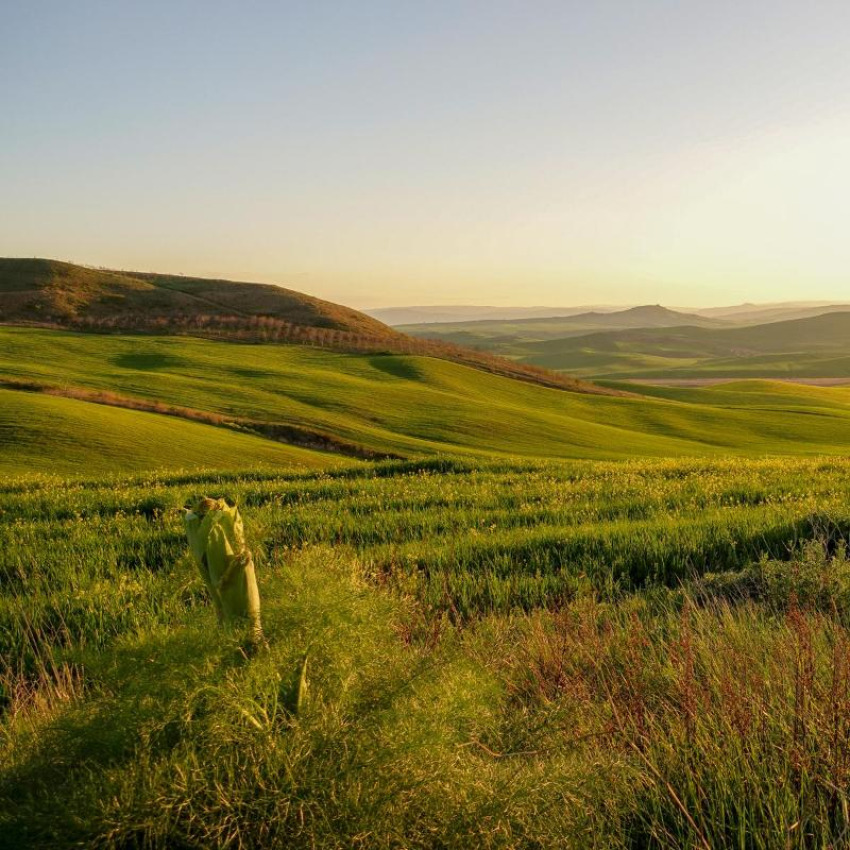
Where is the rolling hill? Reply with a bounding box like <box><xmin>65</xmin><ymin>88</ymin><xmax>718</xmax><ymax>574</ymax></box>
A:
<box><xmin>4</xmin><ymin>262</ymin><xmax>850</xmax><ymax>474</ymax></box>
<box><xmin>519</xmin><ymin>310</ymin><xmax>850</xmax><ymax>378</ymax></box>
<box><xmin>0</xmin><ymin>258</ymin><xmax>396</xmax><ymax>337</ymax></box>
<box><xmin>5</xmin><ymin>327</ymin><xmax>850</xmax><ymax>474</ymax></box>
<box><xmin>399</xmin><ymin>304</ymin><xmax>725</xmax><ymax>353</ymax></box>
<box><xmin>0</xmin><ymin>387</ymin><xmax>338</xmax><ymax>475</ymax></box>
<box><xmin>0</xmin><ymin>258</ymin><xmax>610</xmax><ymax>395</ymax></box>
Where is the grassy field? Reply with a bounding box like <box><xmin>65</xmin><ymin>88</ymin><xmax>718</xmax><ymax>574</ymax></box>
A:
<box><xmin>5</xmin><ymin>457</ymin><xmax>850</xmax><ymax>848</ymax></box>
<box><xmin>0</xmin><ymin>388</ymin><xmax>338</xmax><ymax>475</ymax></box>
<box><xmin>6</xmin><ymin>324</ymin><xmax>850</xmax><ymax>846</ymax></box>
<box><xmin>6</xmin><ymin>328</ymin><xmax>850</xmax><ymax>466</ymax></box>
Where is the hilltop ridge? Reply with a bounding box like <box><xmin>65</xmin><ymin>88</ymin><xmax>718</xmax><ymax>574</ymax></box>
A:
<box><xmin>0</xmin><ymin>258</ymin><xmax>395</xmax><ymax>338</ymax></box>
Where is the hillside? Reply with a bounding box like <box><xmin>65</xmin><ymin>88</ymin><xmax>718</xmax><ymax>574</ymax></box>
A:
<box><xmin>0</xmin><ymin>388</ymin><xmax>337</xmax><ymax>475</ymax></box>
<box><xmin>0</xmin><ymin>258</ymin><xmax>395</xmax><ymax>338</ymax></box>
<box><xmin>557</xmin><ymin>304</ymin><xmax>723</xmax><ymax>330</ymax></box>
<box><xmin>0</xmin><ymin>259</ymin><xmax>611</xmax><ymax>396</ymax></box>
<box><xmin>520</xmin><ymin>310</ymin><xmax>850</xmax><ymax>378</ymax></box>
<box><xmin>5</xmin><ymin>328</ymin><xmax>850</xmax><ymax>472</ymax></box>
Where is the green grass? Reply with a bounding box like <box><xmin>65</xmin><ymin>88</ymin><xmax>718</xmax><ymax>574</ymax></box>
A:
<box><xmin>6</xmin><ymin>327</ymin><xmax>850</xmax><ymax>466</ymax></box>
<box><xmin>7</xmin><ymin>325</ymin><xmax>850</xmax><ymax>846</ymax></box>
<box><xmin>5</xmin><ymin>457</ymin><xmax>850</xmax><ymax>847</ymax></box>
<box><xmin>0</xmin><ymin>388</ymin><xmax>338</xmax><ymax>475</ymax></box>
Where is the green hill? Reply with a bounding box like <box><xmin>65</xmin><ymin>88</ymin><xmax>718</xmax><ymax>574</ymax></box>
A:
<box><xmin>0</xmin><ymin>387</ymin><xmax>337</xmax><ymax>475</ymax></box>
<box><xmin>0</xmin><ymin>258</ymin><xmax>610</xmax><ymax>395</ymax></box>
<box><xmin>5</xmin><ymin>327</ymin><xmax>850</xmax><ymax>472</ymax></box>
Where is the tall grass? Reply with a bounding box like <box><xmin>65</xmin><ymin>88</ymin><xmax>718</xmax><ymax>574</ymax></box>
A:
<box><xmin>4</xmin><ymin>457</ymin><xmax>850</xmax><ymax>847</ymax></box>
<box><xmin>504</xmin><ymin>564</ymin><xmax>850</xmax><ymax>848</ymax></box>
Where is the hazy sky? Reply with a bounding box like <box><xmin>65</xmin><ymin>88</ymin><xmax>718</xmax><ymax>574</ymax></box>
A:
<box><xmin>3</xmin><ymin>1</ymin><xmax>850</xmax><ymax>308</ymax></box>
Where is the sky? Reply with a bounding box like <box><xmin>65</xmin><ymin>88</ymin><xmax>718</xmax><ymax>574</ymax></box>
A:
<box><xmin>2</xmin><ymin>1</ymin><xmax>850</xmax><ymax>308</ymax></box>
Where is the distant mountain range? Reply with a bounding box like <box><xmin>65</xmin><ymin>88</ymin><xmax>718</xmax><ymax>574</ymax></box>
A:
<box><xmin>518</xmin><ymin>310</ymin><xmax>850</xmax><ymax>380</ymax></box>
<box><xmin>397</xmin><ymin>305</ymin><xmax>726</xmax><ymax>355</ymax></box>
<box><xmin>365</xmin><ymin>305</ymin><xmax>623</xmax><ymax>325</ymax></box>
<box><xmin>373</xmin><ymin>301</ymin><xmax>850</xmax><ymax>328</ymax></box>
<box><xmin>690</xmin><ymin>302</ymin><xmax>850</xmax><ymax>325</ymax></box>
<box><xmin>395</xmin><ymin>301</ymin><xmax>850</xmax><ymax>380</ymax></box>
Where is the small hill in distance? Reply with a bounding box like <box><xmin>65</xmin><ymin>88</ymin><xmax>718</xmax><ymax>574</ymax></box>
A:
<box><xmin>548</xmin><ymin>304</ymin><xmax>724</xmax><ymax>330</ymax></box>
<box><xmin>380</xmin><ymin>301</ymin><xmax>850</xmax><ymax>330</ymax></box>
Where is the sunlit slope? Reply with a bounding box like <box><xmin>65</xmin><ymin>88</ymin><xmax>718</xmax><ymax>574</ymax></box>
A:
<box><xmin>4</xmin><ymin>328</ymin><xmax>850</xmax><ymax>460</ymax></box>
<box><xmin>0</xmin><ymin>257</ymin><xmax>393</xmax><ymax>338</ymax></box>
<box><xmin>0</xmin><ymin>388</ymin><xmax>337</xmax><ymax>475</ymax></box>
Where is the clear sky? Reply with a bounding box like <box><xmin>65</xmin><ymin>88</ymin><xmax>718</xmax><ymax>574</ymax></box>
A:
<box><xmin>3</xmin><ymin>1</ymin><xmax>849</xmax><ymax>308</ymax></box>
